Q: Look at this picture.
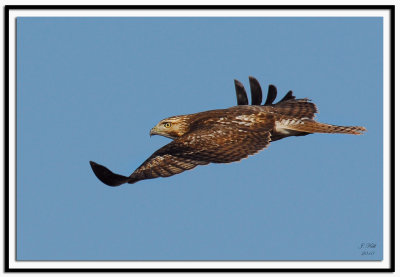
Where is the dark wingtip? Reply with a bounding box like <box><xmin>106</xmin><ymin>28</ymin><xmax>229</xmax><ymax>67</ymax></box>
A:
<box><xmin>277</xmin><ymin>90</ymin><xmax>296</xmax><ymax>103</ymax></box>
<box><xmin>248</xmin><ymin>76</ymin><xmax>262</xmax><ymax>105</ymax></box>
<box><xmin>234</xmin><ymin>79</ymin><xmax>249</xmax><ymax>105</ymax></box>
<box><xmin>264</xmin><ymin>84</ymin><xmax>277</xmax><ymax>105</ymax></box>
<box><xmin>89</xmin><ymin>161</ymin><xmax>130</xmax><ymax>187</ymax></box>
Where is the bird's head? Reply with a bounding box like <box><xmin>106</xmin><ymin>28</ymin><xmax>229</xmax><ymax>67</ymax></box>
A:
<box><xmin>150</xmin><ymin>115</ymin><xmax>190</xmax><ymax>139</ymax></box>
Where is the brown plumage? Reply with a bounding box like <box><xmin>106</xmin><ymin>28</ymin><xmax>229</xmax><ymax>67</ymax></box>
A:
<box><xmin>90</xmin><ymin>77</ymin><xmax>366</xmax><ymax>187</ymax></box>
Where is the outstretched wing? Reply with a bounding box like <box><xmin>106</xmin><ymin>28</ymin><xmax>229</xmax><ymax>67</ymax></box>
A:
<box><xmin>90</xmin><ymin>122</ymin><xmax>273</xmax><ymax>187</ymax></box>
<box><xmin>128</xmin><ymin>125</ymin><xmax>272</xmax><ymax>184</ymax></box>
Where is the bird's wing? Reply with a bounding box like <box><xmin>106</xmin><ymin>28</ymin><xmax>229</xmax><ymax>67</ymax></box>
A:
<box><xmin>128</xmin><ymin>124</ymin><xmax>273</xmax><ymax>184</ymax></box>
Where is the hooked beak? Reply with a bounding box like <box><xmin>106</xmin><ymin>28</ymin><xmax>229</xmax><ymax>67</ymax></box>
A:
<box><xmin>149</xmin><ymin>127</ymin><xmax>157</xmax><ymax>137</ymax></box>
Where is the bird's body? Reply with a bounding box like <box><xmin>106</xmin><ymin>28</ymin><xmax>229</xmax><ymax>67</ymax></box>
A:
<box><xmin>90</xmin><ymin>77</ymin><xmax>366</xmax><ymax>187</ymax></box>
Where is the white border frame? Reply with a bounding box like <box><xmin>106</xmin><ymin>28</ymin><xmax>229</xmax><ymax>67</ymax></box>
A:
<box><xmin>6</xmin><ymin>6</ymin><xmax>392</xmax><ymax>271</ymax></box>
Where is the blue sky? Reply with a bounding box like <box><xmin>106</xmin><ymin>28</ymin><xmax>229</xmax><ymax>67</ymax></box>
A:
<box><xmin>17</xmin><ymin>17</ymin><xmax>382</xmax><ymax>260</ymax></box>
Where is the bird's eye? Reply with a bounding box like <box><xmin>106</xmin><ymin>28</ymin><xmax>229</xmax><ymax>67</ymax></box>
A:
<box><xmin>163</xmin><ymin>122</ymin><xmax>172</xmax><ymax>128</ymax></box>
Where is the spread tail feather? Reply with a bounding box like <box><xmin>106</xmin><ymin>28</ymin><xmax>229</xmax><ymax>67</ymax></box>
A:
<box><xmin>89</xmin><ymin>161</ymin><xmax>131</xmax><ymax>187</ymax></box>
<box><xmin>285</xmin><ymin>119</ymin><xmax>366</xmax><ymax>135</ymax></box>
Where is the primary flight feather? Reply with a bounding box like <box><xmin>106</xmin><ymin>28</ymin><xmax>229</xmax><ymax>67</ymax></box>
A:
<box><xmin>90</xmin><ymin>77</ymin><xmax>366</xmax><ymax>187</ymax></box>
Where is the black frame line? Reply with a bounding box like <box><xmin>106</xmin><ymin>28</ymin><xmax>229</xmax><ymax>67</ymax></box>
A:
<box><xmin>4</xmin><ymin>4</ymin><xmax>395</xmax><ymax>273</ymax></box>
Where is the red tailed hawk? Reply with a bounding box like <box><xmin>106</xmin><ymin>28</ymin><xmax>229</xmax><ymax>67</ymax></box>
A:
<box><xmin>90</xmin><ymin>77</ymin><xmax>366</xmax><ymax>187</ymax></box>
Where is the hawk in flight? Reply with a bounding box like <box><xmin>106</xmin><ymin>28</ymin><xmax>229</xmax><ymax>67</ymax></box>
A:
<box><xmin>90</xmin><ymin>77</ymin><xmax>366</xmax><ymax>187</ymax></box>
